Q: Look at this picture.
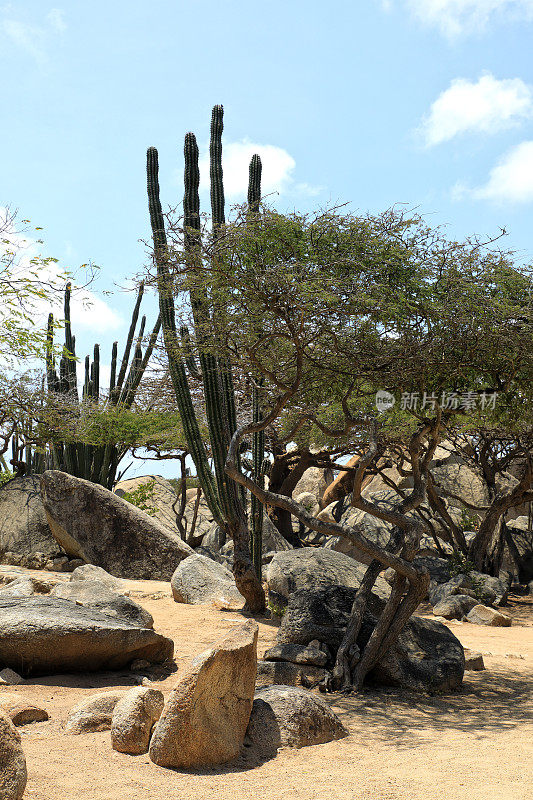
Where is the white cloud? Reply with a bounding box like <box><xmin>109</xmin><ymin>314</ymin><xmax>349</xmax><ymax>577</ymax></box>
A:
<box><xmin>383</xmin><ymin>1</ymin><xmax>533</xmax><ymax>38</ymax></box>
<box><xmin>2</xmin><ymin>7</ymin><xmax>66</xmax><ymax>64</ymax></box>
<box><xmin>197</xmin><ymin>139</ymin><xmax>320</xmax><ymax>201</ymax></box>
<box><xmin>470</xmin><ymin>141</ymin><xmax>533</xmax><ymax>202</ymax></box>
<box><xmin>419</xmin><ymin>74</ymin><xmax>533</xmax><ymax>146</ymax></box>
<box><xmin>453</xmin><ymin>141</ymin><xmax>533</xmax><ymax>203</ymax></box>
<box><xmin>2</xmin><ymin>19</ymin><xmax>47</xmax><ymax>64</ymax></box>
<box><xmin>47</xmin><ymin>9</ymin><xmax>66</xmax><ymax>32</ymax></box>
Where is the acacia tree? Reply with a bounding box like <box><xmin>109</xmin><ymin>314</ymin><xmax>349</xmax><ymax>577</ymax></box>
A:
<box><xmin>203</xmin><ymin>205</ymin><xmax>532</xmax><ymax>690</ymax></box>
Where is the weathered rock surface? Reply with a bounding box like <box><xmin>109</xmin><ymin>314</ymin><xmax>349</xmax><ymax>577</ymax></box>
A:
<box><xmin>505</xmin><ymin>517</ymin><xmax>533</xmax><ymax>583</ymax></box>
<box><xmin>246</xmin><ymin>686</ymin><xmax>347</xmax><ymax>754</ymax></box>
<box><xmin>0</xmin><ymin>669</ymin><xmax>23</xmax><ymax>686</ymax></box>
<box><xmin>0</xmin><ymin>709</ymin><xmax>27</xmax><ymax>799</ymax></box>
<box><xmin>0</xmin><ymin>475</ymin><xmax>62</xmax><ymax>567</ymax></box>
<box><xmin>111</xmin><ymin>686</ymin><xmax>164</xmax><ymax>755</ymax></box>
<box><xmin>293</xmin><ymin>467</ymin><xmax>333</xmax><ymax>505</ymax></box>
<box><xmin>50</xmin><ymin>580</ymin><xmax>153</xmax><ymax>628</ymax></box>
<box><xmin>466</xmin><ymin>604</ymin><xmax>512</xmax><ymax>627</ymax></box>
<box><xmin>0</xmin><ymin>597</ymin><xmax>173</xmax><ymax>676</ymax></box>
<box><xmin>170</xmin><ymin>554</ymin><xmax>242</xmax><ymax>606</ymax></box>
<box><xmin>69</xmin><ymin>564</ymin><xmax>126</xmax><ymax>591</ymax></box>
<box><xmin>429</xmin><ymin>572</ymin><xmax>508</xmax><ymax>608</ymax></box>
<box><xmin>0</xmin><ymin>578</ymin><xmax>36</xmax><ymax>598</ymax></box>
<box><xmin>266</xmin><ymin>548</ymin><xmax>390</xmax><ymax>605</ymax></box>
<box><xmin>40</xmin><ymin>471</ymin><xmax>194</xmax><ymax>579</ymax></box>
<box><xmin>149</xmin><ymin>619</ymin><xmax>258</xmax><ymax>769</ymax></box>
<box><xmin>277</xmin><ymin>586</ymin><xmax>464</xmax><ymax>691</ymax></box>
<box><xmin>263</xmin><ymin>643</ymin><xmax>328</xmax><ymax>668</ymax></box>
<box><xmin>256</xmin><ymin>660</ymin><xmax>326</xmax><ymax>689</ymax></box>
<box><xmin>432</xmin><ymin>594</ymin><xmax>479</xmax><ymax>620</ymax></box>
<box><xmin>464</xmin><ymin>650</ymin><xmax>485</xmax><ymax>670</ymax></box>
<box><xmin>0</xmin><ymin>693</ymin><xmax>49</xmax><ymax>726</ymax></box>
<box><xmin>65</xmin><ymin>691</ymin><xmax>126</xmax><ymax>734</ymax></box>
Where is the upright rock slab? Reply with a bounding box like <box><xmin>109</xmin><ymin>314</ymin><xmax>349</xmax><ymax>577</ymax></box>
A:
<box><xmin>0</xmin><ymin>709</ymin><xmax>27</xmax><ymax>799</ymax></box>
<box><xmin>0</xmin><ymin>475</ymin><xmax>62</xmax><ymax>566</ymax></box>
<box><xmin>111</xmin><ymin>687</ymin><xmax>164</xmax><ymax>755</ymax></box>
<box><xmin>0</xmin><ymin>597</ymin><xmax>173</xmax><ymax>676</ymax></box>
<box><xmin>149</xmin><ymin>619</ymin><xmax>258</xmax><ymax>769</ymax></box>
<box><xmin>40</xmin><ymin>471</ymin><xmax>194</xmax><ymax>579</ymax></box>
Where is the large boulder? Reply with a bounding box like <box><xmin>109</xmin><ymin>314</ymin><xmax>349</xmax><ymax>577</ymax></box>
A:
<box><xmin>246</xmin><ymin>686</ymin><xmax>347</xmax><ymax>755</ymax></box>
<box><xmin>293</xmin><ymin>467</ymin><xmax>333</xmax><ymax>505</ymax></box>
<box><xmin>149</xmin><ymin>620</ymin><xmax>258</xmax><ymax>769</ymax></box>
<box><xmin>0</xmin><ymin>597</ymin><xmax>173</xmax><ymax>676</ymax></box>
<box><xmin>111</xmin><ymin>687</ymin><xmax>164</xmax><ymax>755</ymax></box>
<box><xmin>65</xmin><ymin>691</ymin><xmax>126</xmax><ymax>734</ymax></box>
<box><xmin>40</xmin><ymin>471</ymin><xmax>194</xmax><ymax>579</ymax></box>
<box><xmin>0</xmin><ymin>475</ymin><xmax>63</xmax><ymax>566</ymax></box>
<box><xmin>170</xmin><ymin>554</ymin><xmax>242</xmax><ymax>606</ymax></box>
<box><xmin>432</xmin><ymin>594</ymin><xmax>479</xmax><ymax>620</ymax></box>
<box><xmin>69</xmin><ymin>564</ymin><xmax>126</xmax><ymax>592</ymax></box>
<box><xmin>466</xmin><ymin>604</ymin><xmax>512</xmax><ymax>627</ymax></box>
<box><xmin>0</xmin><ymin>709</ymin><xmax>27</xmax><ymax>799</ymax></box>
<box><xmin>266</xmin><ymin>548</ymin><xmax>390</xmax><ymax>606</ymax></box>
<box><xmin>115</xmin><ymin>476</ymin><xmax>216</xmax><ymax>543</ymax></box>
<box><xmin>505</xmin><ymin>517</ymin><xmax>533</xmax><ymax>583</ymax></box>
<box><xmin>277</xmin><ymin>585</ymin><xmax>464</xmax><ymax>691</ymax></box>
<box><xmin>430</xmin><ymin>454</ymin><xmax>489</xmax><ymax>518</ymax></box>
<box><xmin>50</xmin><ymin>580</ymin><xmax>154</xmax><ymax>628</ymax></box>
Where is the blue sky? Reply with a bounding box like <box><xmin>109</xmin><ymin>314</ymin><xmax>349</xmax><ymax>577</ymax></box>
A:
<box><xmin>2</xmin><ymin>0</ymin><xmax>533</xmax><ymax>475</ymax></box>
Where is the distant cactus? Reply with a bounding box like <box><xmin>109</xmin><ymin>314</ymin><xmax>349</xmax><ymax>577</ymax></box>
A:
<box><xmin>45</xmin><ymin>282</ymin><xmax>160</xmax><ymax>488</ymax></box>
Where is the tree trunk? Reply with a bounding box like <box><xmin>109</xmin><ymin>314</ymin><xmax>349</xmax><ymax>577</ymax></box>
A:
<box><xmin>227</xmin><ymin>515</ymin><xmax>266</xmax><ymax>613</ymax></box>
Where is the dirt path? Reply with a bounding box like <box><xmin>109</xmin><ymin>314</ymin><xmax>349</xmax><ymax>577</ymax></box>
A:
<box><xmin>5</xmin><ymin>578</ymin><xmax>533</xmax><ymax>800</ymax></box>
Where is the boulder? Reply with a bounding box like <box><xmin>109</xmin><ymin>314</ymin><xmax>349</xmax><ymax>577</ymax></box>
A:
<box><xmin>266</xmin><ymin>548</ymin><xmax>390</xmax><ymax>606</ymax></box>
<box><xmin>505</xmin><ymin>518</ymin><xmax>533</xmax><ymax>583</ymax></box>
<box><xmin>50</xmin><ymin>580</ymin><xmax>153</xmax><ymax>628</ymax></box>
<box><xmin>464</xmin><ymin>650</ymin><xmax>485</xmax><ymax>671</ymax></box>
<box><xmin>40</xmin><ymin>471</ymin><xmax>194</xmax><ymax>579</ymax></box>
<box><xmin>263</xmin><ymin>643</ymin><xmax>328</xmax><ymax>668</ymax></box>
<box><xmin>466</xmin><ymin>605</ymin><xmax>512</xmax><ymax>627</ymax></box>
<box><xmin>0</xmin><ymin>670</ymin><xmax>22</xmax><ymax>686</ymax></box>
<box><xmin>0</xmin><ymin>693</ymin><xmax>49</xmax><ymax>726</ymax></box>
<box><xmin>246</xmin><ymin>686</ymin><xmax>347</xmax><ymax>754</ymax></box>
<box><xmin>111</xmin><ymin>686</ymin><xmax>164</xmax><ymax>755</ymax></box>
<box><xmin>0</xmin><ymin>475</ymin><xmax>63</xmax><ymax>567</ymax></box>
<box><xmin>65</xmin><ymin>691</ymin><xmax>126</xmax><ymax>734</ymax></box>
<box><xmin>0</xmin><ymin>597</ymin><xmax>173</xmax><ymax>676</ymax></box>
<box><xmin>256</xmin><ymin>660</ymin><xmax>326</xmax><ymax>689</ymax></box>
<box><xmin>0</xmin><ymin>578</ymin><xmax>35</xmax><ymax>598</ymax></box>
<box><xmin>69</xmin><ymin>564</ymin><xmax>126</xmax><ymax>592</ymax></box>
<box><xmin>277</xmin><ymin>586</ymin><xmax>464</xmax><ymax>691</ymax></box>
<box><xmin>432</xmin><ymin>594</ymin><xmax>479</xmax><ymax>620</ymax></box>
<box><xmin>170</xmin><ymin>554</ymin><xmax>242</xmax><ymax>606</ymax></box>
<box><xmin>293</xmin><ymin>467</ymin><xmax>333</xmax><ymax>505</ymax></box>
<box><xmin>0</xmin><ymin>709</ymin><xmax>27</xmax><ymax>799</ymax></box>
<box><xmin>430</xmin><ymin>455</ymin><xmax>489</xmax><ymax>514</ymax></box>
<box><xmin>149</xmin><ymin>619</ymin><xmax>258</xmax><ymax>769</ymax></box>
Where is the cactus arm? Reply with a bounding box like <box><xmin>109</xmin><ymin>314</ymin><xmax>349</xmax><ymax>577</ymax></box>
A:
<box><xmin>109</xmin><ymin>342</ymin><xmax>118</xmax><ymax>393</ymax></box>
<box><xmin>147</xmin><ymin>145</ymin><xmax>224</xmax><ymax>526</ymax></box>
<box><xmin>114</xmin><ymin>282</ymin><xmax>144</xmax><ymax>395</ymax></box>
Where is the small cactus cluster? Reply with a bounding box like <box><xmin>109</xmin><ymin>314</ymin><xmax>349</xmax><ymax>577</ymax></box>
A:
<box><xmin>45</xmin><ymin>282</ymin><xmax>161</xmax><ymax>488</ymax></box>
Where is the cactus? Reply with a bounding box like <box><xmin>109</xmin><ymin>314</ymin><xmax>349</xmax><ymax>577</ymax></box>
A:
<box><xmin>146</xmin><ymin>105</ymin><xmax>266</xmax><ymax>612</ymax></box>
<box><xmin>45</xmin><ymin>282</ymin><xmax>160</xmax><ymax>488</ymax></box>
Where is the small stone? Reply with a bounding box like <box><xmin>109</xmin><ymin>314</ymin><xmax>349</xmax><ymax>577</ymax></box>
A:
<box><xmin>130</xmin><ymin>659</ymin><xmax>151</xmax><ymax>672</ymax></box>
<box><xmin>466</xmin><ymin>605</ymin><xmax>512</xmax><ymax>627</ymax></box>
<box><xmin>111</xmin><ymin>687</ymin><xmax>164</xmax><ymax>755</ymax></box>
<box><xmin>0</xmin><ymin>694</ymin><xmax>49</xmax><ymax>725</ymax></box>
<box><xmin>464</xmin><ymin>650</ymin><xmax>485</xmax><ymax>671</ymax></box>
<box><xmin>0</xmin><ymin>669</ymin><xmax>23</xmax><ymax>686</ymax></box>
<box><xmin>65</xmin><ymin>691</ymin><xmax>126</xmax><ymax>734</ymax></box>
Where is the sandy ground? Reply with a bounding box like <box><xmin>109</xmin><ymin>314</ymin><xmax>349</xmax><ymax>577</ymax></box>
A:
<box><xmin>3</xmin><ymin>575</ymin><xmax>532</xmax><ymax>800</ymax></box>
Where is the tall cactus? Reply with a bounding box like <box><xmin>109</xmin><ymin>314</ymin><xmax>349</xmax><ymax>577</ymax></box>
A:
<box><xmin>46</xmin><ymin>282</ymin><xmax>160</xmax><ymax>488</ymax></box>
<box><xmin>146</xmin><ymin>105</ymin><xmax>266</xmax><ymax>612</ymax></box>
